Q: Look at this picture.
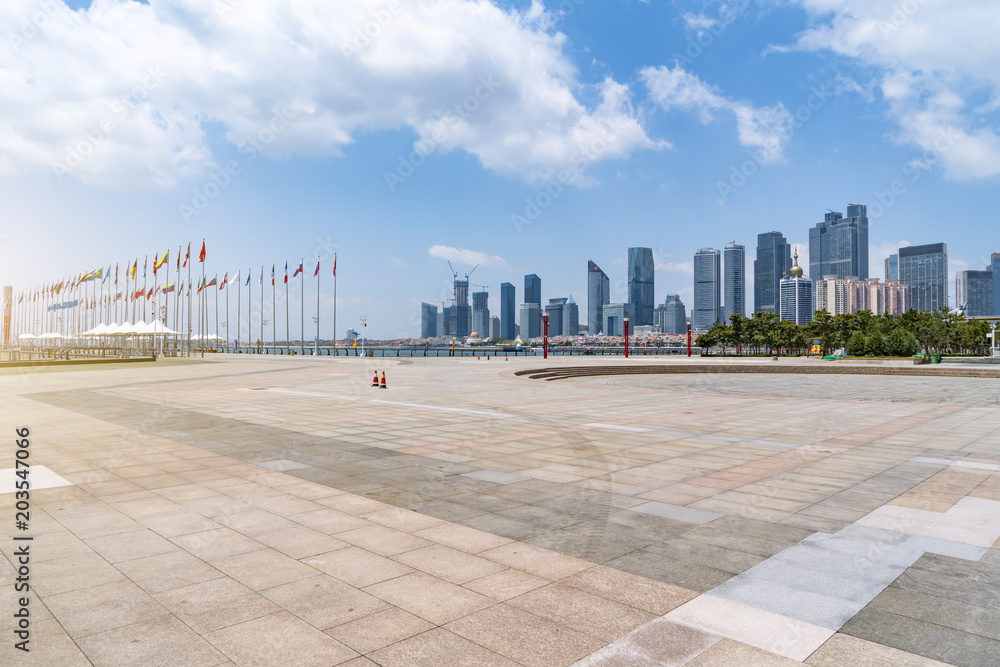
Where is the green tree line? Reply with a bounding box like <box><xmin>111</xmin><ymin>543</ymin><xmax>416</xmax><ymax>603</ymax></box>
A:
<box><xmin>696</xmin><ymin>309</ymin><xmax>993</xmax><ymax>357</ymax></box>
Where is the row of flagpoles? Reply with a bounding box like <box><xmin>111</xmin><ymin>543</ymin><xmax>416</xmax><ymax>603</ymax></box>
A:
<box><xmin>9</xmin><ymin>239</ymin><xmax>339</xmax><ymax>355</ymax></box>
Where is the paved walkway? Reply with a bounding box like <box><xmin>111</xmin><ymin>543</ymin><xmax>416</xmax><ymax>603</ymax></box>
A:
<box><xmin>2</xmin><ymin>355</ymin><xmax>998</xmax><ymax>665</ymax></box>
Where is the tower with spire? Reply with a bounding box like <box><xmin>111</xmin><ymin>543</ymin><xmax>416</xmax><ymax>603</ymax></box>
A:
<box><xmin>780</xmin><ymin>251</ymin><xmax>814</xmax><ymax>325</ymax></box>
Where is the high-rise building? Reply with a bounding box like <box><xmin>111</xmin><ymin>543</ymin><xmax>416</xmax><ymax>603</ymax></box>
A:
<box><xmin>899</xmin><ymin>243</ymin><xmax>948</xmax><ymax>312</ymax></box>
<box><xmin>489</xmin><ymin>316</ymin><xmax>501</xmax><ymax>340</ymax></box>
<box><xmin>808</xmin><ymin>204</ymin><xmax>869</xmax><ymax>281</ymax></box>
<box><xmin>451</xmin><ymin>277</ymin><xmax>471</xmax><ymax>337</ymax></box>
<box><xmin>780</xmin><ymin>252</ymin><xmax>814</xmax><ymax>325</ymax></box>
<box><xmin>993</xmin><ymin>253</ymin><xmax>1000</xmax><ymax>317</ymax></box>
<box><xmin>663</xmin><ymin>294</ymin><xmax>687</xmax><ymax>334</ymax></box>
<box><xmin>754</xmin><ymin>232</ymin><xmax>793</xmax><ymax>314</ymax></box>
<box><xmin>524</xmin><ymin>274</ymin><xmax>541</xmax><ymax>307</ymax></box>
<box><xmin>420</xmin><ymin>302</ymin><xmax>438</xmax><ymax>339</ymax></box>
<box><xmin>956</xmin><ymin>270</ymin><xmax>994</xmax><ymax>317</ymax></box>
<box><xmin>519</xmin><ymin>303</ymin><xmax>540</xmax><ymax>339</ymax></box>
<box><xmin>587</xmin><ymin>261</ymin><xmax>610</xmax><ymax>335</ymax></box>
<box><xmin>693</xmin><ymin>248</ymin><xmax>721</xmax><ymax>333</ymax></box>
<box><xmin>602</xmin><ymin>303</ymin><xmax>635</xmax><ymax>337</ymax></box>
<box><xmin>472</xmin><ymin>290</ymin><xmax>489</xmax><ymax>336</ymax></box>
<box><xmin>563</xmin><ymin>296</ymin><xmax>580</xmax><ymax>336</ymax></box>
<box><xmin>500</xmin><ymin>282</ymin><xmax>516</xmax><ymax>339</ymax></box>
<box><xmin>815</xmin><ymin>275</ymin><xmax>864</xmax><ymax>316</ymax></box>
<box><xmin>724</xmin><ymin>242</ymin><xmax>745</xmax><ymax>323</ymax></box>
<box><xmin>545</xmin><ymin>298</ymin><xmax>567</xmax><ymax>336</ymax></box>
<box><xmin>885</xmin><ymin>254</ymin><xmax>899</xmax><ymax>281</ymax></box>
<box><xmin>442</xmin><ymin>306</ymin><xmax>454</xmax><ymax>337</ymax></box>
<box><xmin>866</xmin><ymin>279</ymin><xmax>909</xmax><ymax>316</ymax></box>
<box><xmin>628</xmin><ymin>247</ymin><xmax>655</xmax><ymax>326</ymax></box>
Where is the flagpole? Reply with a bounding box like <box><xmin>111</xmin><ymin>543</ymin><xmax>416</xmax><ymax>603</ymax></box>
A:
<box><xmin>300</xmin><ymin>258</ymin><xmax>305</xmax><ymax>355</ymax></box>
<box><xmin>333</xmin><ymin>254</ymin><xmax>337</xmax><ymax>358</ymax></box>
<box><xmin>271</xmin><ymin>265</ymin><xmax>276</xmax><ymax>355</ymax></box>
<box><xmin>315</xmin><ymin>261</ymin><xmax>320</xmax><ymax>357</ymax></box>
<box><xmin>215</xmin><ymin>275</ymin><xmax>219</xmax><ymax>353</ymax></box>
<box><xmin>236</xmin><ymin>272</ymin><xmax>240</xmax><ymax>354</ymax></box>
<box><xmin>260</xmin><ymin>267</ymin><xmax>264</xmax><ymax>354</ymax></box>
<box><xmin>285</xmin><ymin>262</ymin><xmax>290</xmax><ymax>355</ymax></box>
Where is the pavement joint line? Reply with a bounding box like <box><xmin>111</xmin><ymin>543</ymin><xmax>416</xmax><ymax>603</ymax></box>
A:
<box><xmin>912</xmin><ymin>455</ymin><xmax>1000</xmax><ymax>472</ymax></box>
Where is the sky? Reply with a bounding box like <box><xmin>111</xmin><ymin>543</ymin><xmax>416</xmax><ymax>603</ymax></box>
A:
<box><xmin>2</xmin><ymin>0</ymin><xmax>998</xmax><ymax>340</ymax></box>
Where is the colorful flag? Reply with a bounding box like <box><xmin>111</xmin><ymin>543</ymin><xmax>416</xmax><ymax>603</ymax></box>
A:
<box><xmin>115</xmin><ymin>264</ymin><xmax>118</xmax><ymax>283</ymax></box>
<box><xmin>154</xmin><ymin>250</ymin><xmax>169</xmax><ymax>272</ymax></box>
<box><xmin>199</xmin><ymin>241</ymin><xmax>206</xmax><ymax>263</ymax></box>
<box><xmin>183</xmin><ymin>243</ymin><xmax>190</xmax><ymax>268</ymax></box>
<box><xmin>220</xmin><ymin>273</ymin><xmax>227</xmax><ymax>290</ymax></box>
<box><xmin>271</xmin><ymin>265</ymin><xmax>274</xmax><ymax>286</ymax></box>
<box><xmin>103</xmin><ymin>266</ymin><xmax>110</xmax><ymax>282</ymax></box>
<box><xmin>162</xmin><ymin>284</ymin><xmax>175</xmax><ymax>293</ymax></box>
<box><xmin>143</xmin><ymin>257</ymin><xmax>147</xmax><ymax>279</ymax></box>
<box><xmin>153</xmin><ymin>253</ymin><xmax>159</xmax><ymax>275</ymax></box>
<box><xmin>130</xmin><ymin>260</ymin><xmax>137</xmax><ymax>281</ymax></box>
<box><xmin>230</xmin><ymin>271</ymin><xmax>239</xmax><ymax>285</ymax></box>
<box><xmin>293</xmin><ymin>262</ymin><xmax>303</xmax><ymax>278</ymax></box>
<box><xmin>206</xmin><ymin>276</ymin><xmax>217</xmax><ymax>288</ymax></box>
<box><xmin>332</xmin><ymin>254</ymin><xmax>337</xmax><ymax>277</ymax></box>
<box><xmin>313</xmin><ymin>261</ymin><xmax>320</xmax><ymax>277</ymax></box>
<box><xmin>283</xmin><ymin>261</ymin><xmax>288</xmax><ymax>284</ymax></box>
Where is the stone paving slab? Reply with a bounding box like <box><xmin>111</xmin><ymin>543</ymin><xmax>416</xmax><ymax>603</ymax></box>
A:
<box><xmin>1</xmin><ymin>355</ymin><xmax>997</xmax><ymax>664</ymax></box>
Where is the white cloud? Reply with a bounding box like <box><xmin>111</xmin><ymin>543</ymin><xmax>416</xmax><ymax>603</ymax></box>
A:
<box><xmin>0</xmin><ymin>0</ymin><xmax>658</xmax><ymax>188</ymax></box>
<box><xmin>428</xmin><ymin>245</ymin><xmax>506</xmax><ymax>267</ymax></box>
<box><xmin>640</xmin><ymin>65</ymin><xmax>793</xmax><ymax>162</ymax></box>
<box><xmin>785</xmin><ymin>0</ymin><xmax>1000</xmax><ymax>180</ymax></box>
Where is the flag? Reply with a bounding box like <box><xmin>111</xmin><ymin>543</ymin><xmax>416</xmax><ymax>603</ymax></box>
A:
<box><xmin>155</xmin><ymin>250</ymin><xmax>169</xmax><ymax>272</ymax></box>
<box><xmin>143</xmin><ymin>257</ymin><xmax>147</xmax><ymax>279</ymax></box>
<box><xmin>153</xmin><ymin>253</ymin><xmax>159</xmax><ymax>275</ymax></box>
<box><xmin>135</xmin><ymin>288</ymin><xmax>144</xmax><ymax>300</ymax></box>
<box><xmin>271</xmin><ymin>265</ymin><xmax>274</xmax><ymax>286</ymax></box>
<box><xmin>293</xmin><ymin>261</ymin><xmax>303</xmax><ymax>278</ymax></box>
<box><xmin>130</xmin><ymin>260</ymin><xmax>137</xmax><ymax>280</ymax></box>
<box><xmin>220</xmin><ymin>273</ymin><xmax>227</xmax><ymax>290</ymax></box>
<box><xmin>146</xmin><ymin>287</ymin><xmax>155</xmax><ymax>300</ymax></box>
<box><xmin>103</xmin><ymin>266</ymin><xmax>110</xmax><ymax>282</ymax></box>
<box><xmin>55</xmin><ymin>281</ymin><xmax>63</xmax><ymax>295</ymax></box>
<box><xmin>332</xmin><ymin>254</ymin><xmax>337</xmax><ymax>277</ymax></box>
<box><xmin>283</xmin><ymin>261</ymin><xmax>288</xmax><ymax>284</ymax></box>
<box><xmin>199</xmin><ymin>241</ymin><xmax>206</xmax><ymax>263</ymax></box>
<box><xmin>230</xmin><ymin>271</ymin><xmax>239</xmax><ymax>285</ymax></box>
<box><xmin>206</xmin><ymin>276</ymin><xmax>217</xmax><ymax>288</ymax></box>
<box><xmin>162</xmin><ymin>284</ymin><xmax>176</xmax><ymax>293</ymax></box>
<box><xmin>245</xmin><ymin>270</ymin><xmax>251</xmax><ymax>287</ymax></box>
<box><xmin>259</xmin><ymin>268</ymin><xmax>262</xmax><ymax>286</ymax></box>
<box><xmin>183</xmin><ymin>243</ymin><xmax>190</xmax><ymax>268</ymax></box>
<box><xmin>313</xmin><ymin>261</ymin><xmax>320</xmax><ymax>277</ymax></box>
<box><xmin>114</xmin><ymin>264</ymin><xmax>118</xmax><ymax>283</ymax></box>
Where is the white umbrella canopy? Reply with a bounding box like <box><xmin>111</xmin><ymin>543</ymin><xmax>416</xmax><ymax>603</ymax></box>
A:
<box><xmin>18</xmin><ymin>333</ymin><xmax>36</xmax><ymax>340</ymax></box>
<box><xmin>103</xmin><ymin>323</ymin><xmax>126</xmax><ymax>335</ymax></box>
<box><xmin>38</xmin><ymin>333</ymin><xmax>65</xmax><ymax>339</ymax></box>
<box><xmin>81</xmin><ymin>323</ymin><xmax>111</xmax><ymax>336</ymax></box>
<box><xmin>149</xmin><ymin>321</ymin><xmax>180</xmax><ymax>335</ymax></box>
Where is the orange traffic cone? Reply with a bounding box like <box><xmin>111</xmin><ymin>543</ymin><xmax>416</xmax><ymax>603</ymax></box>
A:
<box><xmin>372</xmin><ymin>371</ymin><xmax>379</xmax><ymax>387</ymax></box>
<box><xmin>380</xmin><ymin>372</ymin><xmax>387</xmax><ymax>389</ymax></box>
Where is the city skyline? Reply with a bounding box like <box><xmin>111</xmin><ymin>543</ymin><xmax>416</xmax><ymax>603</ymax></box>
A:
<box><xmin>4</xmin><ymin>1</ymin><xmax>999</xmax><ymax>339</ymax></box>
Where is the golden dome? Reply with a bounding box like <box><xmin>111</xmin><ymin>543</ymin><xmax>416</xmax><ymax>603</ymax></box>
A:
<box><xmin>788</xmin><ymin>251</ymin><xmax>804</xmax><ymax>278</ymax></box>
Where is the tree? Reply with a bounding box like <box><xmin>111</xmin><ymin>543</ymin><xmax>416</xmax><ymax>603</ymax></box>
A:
<box><xmin>846</xmin><ymin>330</ymin><xmax>867</xmax><ymax>356</ymax></box>
<box><xmin>886</xmin><ymin>328</ymin><xmax>920</xmax><ymax>357</ymax></box>
<box><xmin>810</xmin><ymin>310</ymin><xmax>834</xmax><ymax>354</ymax></box>
<box><xmin>865</xmin><ymin>332</ymin><xmax>887</xmax><ymax>357</ymax></box>
<box><xmin>729</xmin><ymin>313</ymin><xmax>747</xmax><ymax>355</ymax></box>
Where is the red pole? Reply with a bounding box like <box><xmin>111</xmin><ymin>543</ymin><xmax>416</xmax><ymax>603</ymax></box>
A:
<box><xmin>624</xmin><ymin>317</ymin><xmax>629</xmax><ymax>358</ymax></box>
<box><xmin>542</xmin><ymin>311</ymin><xmax>549</xmax><ymax>359</ymax></box>
<box><xmin>687</xmin><ymin>322</ymin><xmax>692</xmax><ymax>357</ymax></box>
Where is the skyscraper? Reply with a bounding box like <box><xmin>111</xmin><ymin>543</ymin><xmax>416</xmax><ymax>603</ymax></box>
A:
<box><xmin>899</xmin><ymin>243</ymin><xmax>948</xmax><ymax>312</ymax></box>
<box><xmin>500</xmin><ymin>282</ymin><xmax>515</xmax><ymax>339</ymax></box>
<box><xmin>472</xmin><ymin>290</ymin><xmax>489</xmax><ymax>336</ymax></box>
<box><xmin>452</xmin><ymin>277</ymin><xmax>471</xmax><ymax>337</ymax></box>
<box><xmin>693</xmin><ymin>248</ymin><xmax>721</xmax><ymax>333</ymax></box>
<box><xmin>780</xmin><ymin>252</ymin><xmax>814</xmax><ymax>325</ymax></box>
<box><xmin>489</xmin><ymin>316</ymin><xmax>501</xmax><ymax>340</ymax></box>
<box><xmin>663</xmin><ymin>294</ymin><xmax>687</xmax><ymax>334</ymax></box>
<box><xmin>628</xmin><ymin>247</ymin><xmax>654</xmax><ymax>326</ymax></box>
<box><xmin>546</xmin><ymin>298</ymin><xmax>567</xmax><ymax>336</ymax></box>
<box><xmin>723</xmin><ymin>242</ymin><xmax>745</xmax><ymax>323</ymax></box>
<box><xmin>420</xmin><ymin>302</ymin><xmax>438</xmax><ymax>339</ymax></box>
<box><xmin>602</xmin><ymin>303</ymin><xmax>635</xmax><ymax>336</ymax></box>
<box><xmin>956</xmin><ymin>270</ymin><xmax>994</xmax><ymax>316</ymax></box>
<box><xmin>587</xmin><ymin>260</ymin><xmax>610</xmax><ymax>335</ymax></box>
<box><xmin>885</xmin><ymin>254</ymin><xmax>899</xmax><ymax>281</ymax></box>
<box><xmin>524</xmin><ymin>274</ymin><xmax>541</xmax><ymax>307</ymax></box>
<box><xmin>519</xmin><ymin>303</ymin><xmax>540</xmax><ymax>339</ymax></box>
<box><xmin>993</xmin><ymin>253</ymin><xmax>1000</xmax><ymax>317</ymax></box>
<box><xmin>563</xmin><ymin>296</ymin><xmax>579</xmax><ymax>336</ymax></box>
<box><xmin>754</xmin><ymin>232</ymin><xmax>792</xmax><ymax>314</ymax></box>
<box><xmin>808</xmin><ymin>204</ymin><xmax>869</xmax><ymax>281</ymax></box>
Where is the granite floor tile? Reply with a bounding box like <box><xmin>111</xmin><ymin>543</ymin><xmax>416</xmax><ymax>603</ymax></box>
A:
<box><xmin>368</xmin><ymin>627</ymin><xmax>520</xmax><ymax>667</ymax></box>
<box><xmin>153</xmin><ymin>577</ymin><xmax>280</xmax><ymax>634</ymax></box>
<box><xmin>304</xmin><ymin>546</ymin><xmax>414</xmax><ymax>588</ymax></box>
<box><xmin>260</xmin><ymin>575</ymin><xmax>390</xmax><ymax>630</ymax></box>
<box><xmin>362</xmin><ymin>571</ymin><xmax>493</xmax><ymax>625</ymax></box>
<box><xmin>76</xmin><ymin>613</ymin><xmax>225</xmax><ymax>667</ymax></box>
<box><xmin>205</xmin><ymin>610</ymin><xmax>358</xmax><ymax>666</ymax></box>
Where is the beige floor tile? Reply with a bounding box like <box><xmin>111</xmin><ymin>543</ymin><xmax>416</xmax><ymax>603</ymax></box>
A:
<box><xmin>84</xmin><ymin>528</ymin><xmax>179</xmax><ymax>563</ymax></box>
<box><xmin>210</xmin><ymin>547</ymin><xmax>318</xmax><ymax>590</ymax></box>
<box><xmin>260</xmin><ymin>575</ymin><xmax>390</xmax><ymax>630</ymax></box>
<box><xmin>805</xmin><ymin>633</ymin><xmax>952</xmax><ymax>666</ymax></box>
<box><xmin>326</xmin><ymin>607</ymin><xmax>435</xmax><ymax>654</ymax></box>
<box><xmin>0</xmin><ymin>617</ymin><xmax>91</xmax><ymax>666</ymax></box>
<box><xmin>393</xmin><ymin>544</ymin><xmax>508</xmax><ymax>584</ymax></box>
<box><xmin>154</xmin><ymin>577</ymin><xmax>279</xmax><ymax>634</ymax></box>
<box><xmin>304</xmin><ymin>546</ymin><xmax>414</xmax><ymax>588</ymax></box>
<box><xmin>169</xmin><ymin>526</ymin><xmax>266</xmax><ymax>561</ymax></box>
<box><xmin>76</xmin><ymin>614</ymin><xmax>225</xmax><ymax>667</ymax></box>
<box><xmin>479</xmin><ymin>542</ymin><xmax>595</xmax><ymax>580</ymax></box>
<box><xmin>361</xmin><ymin>506</ymin><xmax>446</xmax><ymax>532</ymax></box>
<box><xmin>368</xmin><ymin>627</ymin><xmax>520</xmax><ymax>667</ymax></box>
<box><xmin>251</xmin><ymin>525</ymin><xmax>349</xmax><ymax>559</ymax></box>
<box><xmin>32</xmin><ymin>552</ymin><xmax>125</xmax><ymax>596</ymax></box>
<box><xmin>462</xmin><ymin>569</ymin><xmax>550</xmax><ymax>601</ymax></box>
<box><xmin>363</xmin><ymin>571</ymin><xmax>494</xmax><ymax>625</ymax></box>
<box><xmin>560</xmin><ymin>565</ymin><xmax>699</xmax><ymax>615</ymax></box>
<box><xmin>336</xmin><ymin>525</ymin><xmax>434</xmax><ymax>556</ymax></box>
<box><xmin>507</xmin><ymin>583</ymin><xmax>656</xmax><ymax>642</ymax></box>
<box><xmin>412</xmin><ymin>522</ymin><xmax>514</xmax><ymax>553</ymax></box>
<box><xmin>290</xmin><ymin>508</ymin><xmax>373</xmax><ymax>534</ymax></box>
<box><xmin>115</xmin><ymin>549</ymin><xmax>226</xmax><ymax>594</ymax></box>
<box><xmin>205</xmin><ymin>610</ymin><xmax>358</xmax><ymax>666</ymax></box>
<box><xmin>44</xmin><ymin>580</ymin><xmax>166</xmax><ymax>639</ymax></box>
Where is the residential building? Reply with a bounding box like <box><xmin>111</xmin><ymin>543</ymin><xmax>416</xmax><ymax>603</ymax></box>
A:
<box><xmin>899</xmin><ymin>243</ymin><xmax>948</xmax><ymax>312</ymax></box>
<box><xmin>587</xmin><ymin>260</ymin><xmax>610</xmax><ymax>335</ymax></box>
<box><xmin>780</xmin><ymin>252</ymin><xmax>814</xmax><ymax>325</ymax></box>
<box><xmin>724</xmin><ymin>241</ymin><xmax>745</xmax><ymax>322</ymax></box>
<box><xmin>815</xmin><ymin>276</ymin><xmax>910</xmax><ymax>316</ymax></box>
<box><xmin>420</xmin><ymin>302</ymin><xmax>438</xmax><ymax>339</ymax></box>
<box><xmin>808</xmin><ymin>204</ymin><xmax>869</xmax><ymax>281</ymax></box>
<box><xmin>628</xmin><ymin>247</ymin><xmax>655</xmax><ymax>326</ymax></box>
<box><xmin>500</xmin><ymin>282</ymin><xmax>516</xmax><ymax>339</ymax></box>
<box><xmin>754</xmin><ymin>231</ymin><xmax>793</xmax><ymax>314</ymax></box>
<box><xmin>866</xmin><ymin>279</ymin><xmax>909</xmax><ymax>316</ymax></box>
<box><xmin>693</xmin><ymin>248</ymin><xmax>721</xmax><ymax>332</ymax></box>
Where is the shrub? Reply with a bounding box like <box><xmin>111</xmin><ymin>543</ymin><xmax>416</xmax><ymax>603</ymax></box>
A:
<box><xmin>886</xmin><ymin>328</ymin><xmax>920</xmax><ymax>357</ymax></box>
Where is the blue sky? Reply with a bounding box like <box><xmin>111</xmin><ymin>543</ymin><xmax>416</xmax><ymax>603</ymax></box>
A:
<box><xmin>2</xmin><ymin>0</ymin><xmax>998</xmax><ymax>339</ymax></box>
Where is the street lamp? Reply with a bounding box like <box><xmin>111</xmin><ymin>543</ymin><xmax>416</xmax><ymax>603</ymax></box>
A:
<box><xmin>623</xmin><ymin>316</ymin><xmax>629</xmax><ymax>358</ymax></box>
<box><xmin>359</xmin><ymin>315</ymin><xmax>368</xmax><ymax>357</ymax></box>
<box><xmin>542</xmin><ymin>311</ymin><xmax>549</xmax><ymax>359</ymax></box>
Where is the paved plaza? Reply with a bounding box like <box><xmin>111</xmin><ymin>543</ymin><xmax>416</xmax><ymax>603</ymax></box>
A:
<box><xmin>2</xmin><ymin>355</ymin><xmax>999</xmax><ymax>666</ymax></box>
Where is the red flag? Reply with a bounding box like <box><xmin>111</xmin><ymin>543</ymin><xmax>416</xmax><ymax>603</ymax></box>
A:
<box><xmin>332</xmin><ymin>254</ymin><xmax>337</xmax><ymax>277</ymax></box>
<box><xmin>153</xmin><ymin>253</ymin><xmax>159</xmax><ymax>275</ymax></box>
<box><xmin>199</xmin><ymin>241</ymin><xmax>206</xmax><ymax>263</ymax></box>
<box><xmin>220</xmin><ymin>272</ymin><xmax>227</xmax><ymax>290</ymax></box>
<box><xmin>183</xmin><ymin>243</ymin><xmax>190</xmax><ymax>268</ymax></box>
<box><xmin>283</xmin><ymin>261</ymin><xmax>288</xmax><ymax>284</ymax></box>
